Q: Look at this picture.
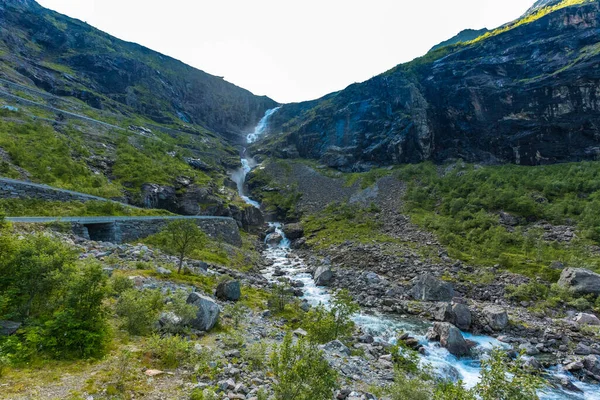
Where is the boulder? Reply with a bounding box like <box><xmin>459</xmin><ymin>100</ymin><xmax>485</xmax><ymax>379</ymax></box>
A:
<box><xmin>215</xmin><ymin>280</ymin><xmax>241</xmax><ymax>301</ymax></box>
<box><xmin>452</xmin><ymin>303</ymin><xmax>472</xmax><ymax>330</ymax></box>
<box><xmin>282</xmin><ymin>223</ymin><xmax>304</xmax><ymax>240</ymax></box>
<box><xmin>266</xmin><ymin>232</ymin><xmax>283</xmax><ymax>246</ymax></box>
<box><xmin>314</xmin><ymin>266</ymin><xmax>333</xmax><ymax>286</ymax></box>
<box><xmin>583</xmin><ymin>355</ymin><xmax>600</xmax><ymax>376</ymax></box>
<box><xmin>575</xmin><ymin>313</ymin><xmax>600</xmax><ymax>326</ymax></box>
<box><xmin>186</xmin><ymin>292</ymin><xmax>220</xmax><ymax>331</ymax></box>
<box><xmin>0</xmin><ymin>320</ymin><xmax>21</xmax><ymax>336</ymax></box>
<box><xmin>558</xmin><ymin>268</ymin><xmax>600</xmax><ymax>296</ymax></box>
<box><xmin>426</xmin><ymin>322</ymin><xmax>470</xmax><ymax>357</ymax></box>
<box><xmin>322</xmin><ymin>340</ymin><xmax>351</xmax><ymax>356</ymax></box>
<box><xmin>409</xmin><ymin>274</ymin><xmax>454</xmax><ymax>302</ymax></box>
<box><xmin>482</xmin><ymin>306</ymin><xmax>509</xmax><ymax>331</ymax></box>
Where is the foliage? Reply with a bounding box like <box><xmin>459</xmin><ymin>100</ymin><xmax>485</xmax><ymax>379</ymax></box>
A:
<box><xmin>401</xmin><ymin>161</ymin><xmax>600</xmax><ymax>279</ymax></box>
<box><xmin>223</xmin><ymin>302</ymin><xmax>249</xmax><ymax>329</ymax></box>
<box><xmin>388</xmin><ymin>373</ymin><xmax>431</xmax><ymax>400</ymax></box>
<box><xmin>145</xmin><ymin>220</ymin><xmax>208</xmax><ymax>273</ymax></box>
<box><xmin>110</xmin><ymin>274</ymin><xmax>135</xmax><ymax>296</ymax></box>
<box><xmin>161</xmin><ymin>290</ymin><xmax>198</xmax><ymax>335</ymax></box>
<box><xmin>267</xmin><ymin>284</ymin><xmax>294</xmax><ymax>313</ymax></box>
<box><xmin>243</xmin><ymin>341</ymin><xmax>268</xmax><ymax>371</ymax></box>
<box><xmin>302</xmin><ymin>289</ymin><xmax>359</xmax><ymax>343</ymax></box>
<box><xmin>269</xmin><ymin>333</ymin><xmax>338</xmax><ymax>400</ymax></box>
<box><xmin>0</xmin><ymin>198</ymin><xmax>171</xmax><ymax>217</ymax></box>
<box><xmin>115</xmin><ymin>288</ymin><xmax>163</xmax><ymax>336</ymax></box>
<box><xmin>146</xmin><ymin>334</ymin><xmax>195</xmax><ymax>369</ymax></box>
<box><xmin>303</xmin><ymin>202</ymin><xmax>390</xmax><ymax>249</ymax></box>
<box><xmin>247</xmin><ymin>166</ymin><xmax>302</xmax><ymax>221</ymax></box>
<box><xmin>0</xmin><ymin>231</ymin><xmax>110</xmax><ymax>361</ymax></box>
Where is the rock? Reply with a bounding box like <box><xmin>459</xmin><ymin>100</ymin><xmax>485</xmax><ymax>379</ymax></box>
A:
<box><xmin>144</xmin><ymin>369</ymin><xmax>165</xmax><ymax>377</ymax></box>
<box><xmin>452</xmin><ymin>303</ymin><xmax>472</xmax><ymax>330</ymax></box>
<box><xmin>482</xmin><ymin>306</ymin><xmax>509</xmax><ymax>331</ymax></box>
<box><xmin>266</xmin><ymin>232</ymin><xmax>283</xmax><ymax>246</ymax></box>
<box><xmin>282</xmin><ymin>223</ymin><xmax>304</xmax><ymax>240</ymax></box>
<box><xmin>433</xmin><ymin>302</ymin><xmax>453</xmax><ymax>321</ymax></box>
<box><xmin>0</xmin><ymin>321</ymin><xmax>21</xmax><ymax>336</ymax></box>
<box><xmin>215</xmin><ymin>280</ymin><xmax>241</xmax><ymax>301</ymax></box>
<box><xmin>409</xmin><ymin>274</ymin><xmax>454</xmax><ymax>302</ymax></box>
<box><xmin>558</xmin><ymin>268</ymin><xmax>600</xmax><ymax>296</ymax></box>
<box><xmin>519</xmin><ymin>343</ymin><xmax>540</xmax><ymax>356</ymax></box>
<box><xmin>156</xmin><ymin>266</ymin><xmax>172</xmax><ymax>275</ymax></box>
<box><xmin>186</xmin><ymin>292</ymin><xmax>220</xmax><ymax>332</ymax></box>
<box><xmin>293</xmin><ymin>328</ymin><xmax>308</xmax><ymax>337</ymax></box>
<box><xmin>426</xmin><ymin>322</ymin><xmax>470</xmax><ymax>357</ymax></box>
<box><xmin>560</xmin><ymin>378</ymin><xmax>583</xmax><ymax>393</ymax></box>
<box><xmin>575</xmin><ymin>343</ymin><xmax>592</xmax><ymax>356</ymax></box>
<box><xmin>565</xmin><ymin>361</ymin><xmax>584</xmax><ymax>372</ymax></box>
<box><xmin>575</xmin><ymin>313</ymin><xmax>600</xmax><ymax>326</ymax></box>
<box><xmin>523</xmin><ymin>357</ymin><xmax>542</xmax><ymax>370</ymax></box>
<box><xmin>158</xmin><ymin>311</ymin><xmax>182</xmax><ymax>329</ymax></box>
<box><xmin>314</xmin><ymin>266</ymin><xmax>333</xmax><ymax>286</ymax></box>
<box><xmin>583</xmin><ymin>355</ymin><xmax>600</xmax><ymax>376</ymax></box>
<box><xmin>322</xmin><ymin>340</ymin><xmax>351</xmax><ymax>356</ymax></box>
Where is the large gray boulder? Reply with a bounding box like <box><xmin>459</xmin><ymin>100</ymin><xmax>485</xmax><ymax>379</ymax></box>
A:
<box><xmin>558</xmin><ymin>268</ymin><xmax>600</xmax><ymax>296</ymax></box>
<box><xmin>186</xmin><ymin>292</ymin><xmax>220</xmax><ymax>331</ymax></box>
<box><xmin>410</xmin><ymin>274</ymin><xmax>454</xmax><ymax>302</ymax></box>
<box><xmin>215</xmin><ymin>280</ymin><xmax>241</xmax><ymax>302</ymax></box>
<box><xmin>575</xmin><ymin>313</ymin><xmax>600</xmax><ymax>326</ymax></box>
<box><xmin>583</xmin><ymin>355</ymin><xmax>600</xmax><ymax>376</ymax></box>
<box><xmin>426</xmin><ymin>322</ymin><xmax>470</xmax><ymax>357</ymax></box>
<box><xmin>0</xmin><ymin>321</ymin><xmax>21</xmax><ymax>336</ymax></box>
<box><xmin>283</xmin><ymin>223</ymin><xmax>304</xmax><ymax>240</ymax></box>
<box><xmin>314</xmin><ymin>266</ymin><xmax>333</xmax><ymax>286</ymax></box>
<box><xmin>483</xmin><ymin>306</ymin><xmax>509</xmax><ymax>331</ymax></box>
<box><xmin>452</xmin><ymin>303</ymin><xmax>472</xmax><ymax>331</ymax></box>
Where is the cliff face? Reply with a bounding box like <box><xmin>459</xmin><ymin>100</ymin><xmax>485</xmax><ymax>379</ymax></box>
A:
<box><xmin>0</xmin><ymin>0</ymin><xmax>277</xmax><ymax>139</ymax></box>
<box><xmin>265</xmin><ymin>1</ymin><xmax>600</xmax><ymax>170</ymax></box>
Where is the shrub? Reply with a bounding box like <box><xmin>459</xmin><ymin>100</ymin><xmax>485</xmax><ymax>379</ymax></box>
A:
<box><xmin>267</xmin><ymin>284</ymin><xmax>293</xmax><ymax>313</ymax></box>
<box><xmin>115</xmin><ymin>289</ymin><xmax>164</xmax><ymax>336</ymax></box>
<box><xmin>223</xmin><ymin>302</ymin><xmax>249</xmax><ymax>328</ymax></box>
<box><xmin>161</xmin><ymin>290</ymin><xmax>197</xmax><ymax>334</ymax></box>
<box><xmin>303</xmin><ymin>289</ymin><xmax>359</xmax><ymax>343</ymax></box>
<box><xmin>146</xmin><ymin>334</ymin><xmax>195</xmax><ymax>369</ymax></box>
<box><xmin>110</xmin><ymin>275</ymin><xmax>134</xmax><ymax>296</ymax></box>
<box><xmin>389</xmin><ymin>373</ymin><xmax>431</xmax><ymax>400</ymax></box>
<box><xmin>270</xmin><ymin>333</ymin><xmax>338</xmax><ymax>400</ymax></box>
<box><xmin>505</xmin><ymin>281</ymin><xmax>550</xmax><ymax>302</ymax></box>
<box><xmin>243</xmin><ymin>341</ymin><xmax>268</xmax><ymax>371</ymax></box>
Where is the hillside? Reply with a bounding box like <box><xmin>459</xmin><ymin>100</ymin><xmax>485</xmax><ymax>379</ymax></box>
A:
<box><xmin>0</xmin><ymin>0</ymin><xmax>276</xmax><ymax>224</ymax></box>
<box><xmin>260</xmin><ymin>0</ymin><xmax>600</xmax><ymax>171</ymax></box>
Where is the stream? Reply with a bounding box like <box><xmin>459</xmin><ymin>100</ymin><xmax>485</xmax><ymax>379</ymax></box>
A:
<box><xmin>231</xmin><ymin>109</ymin><xmax>599</xmax><ymax>400</ymax></box>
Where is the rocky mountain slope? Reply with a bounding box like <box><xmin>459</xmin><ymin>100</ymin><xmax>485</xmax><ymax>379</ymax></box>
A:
<box><xmin>260</xmin><ymin>0</ymin><xmax>600</xmax><ymax>171</ymax></box>
<box><xmin>0</xmin><ymin>0</ymin><xmax>277</xmax><ymax>139</ymax></box>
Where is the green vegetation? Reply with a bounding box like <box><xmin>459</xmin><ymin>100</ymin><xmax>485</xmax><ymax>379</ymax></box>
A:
<box><xmin>344</xmin><ymin>167</ymin><xmax>392</xmax><ymax>189</ymax></box>
<box><xmin>247</xmin><ymin>165</ymin><xmax>302</xmax><ymax>221</ymax></box>
<box><xmin>302</xmin><ymin>289</ymin><xmax>359</xmax><ymax>344</ymax></box>
<box><xmin>303</xmin><ymin>202</ymin><xmax>391</xmax><ymax>249</ymax></box>
<box><xmin>506</xmin><ymin>281</ymin><xmax>599</xmax><ymax>314</ymax></box>
<box><xmin>151</xmin><ymin>220</ymin><xmax>208</xmax><ymax>273</ymax></box>
<box><xmin>269</xmin><ymin>333</ymin><xmax>338</xmax><ymax>400</ymax></box>
<box><xmin>0</xmin><ymin>228</ymin><xmax>110</xmax><ymax>362</ymax></box>
<box><xmin>0</xmin><ymin>198</ymin><xmax>172</xmax><ymax>217</ymax></box>
<box><xmin>400</xmin><ymin>161</ymin><xmax>600</xmax><ymax>279</ymax></box>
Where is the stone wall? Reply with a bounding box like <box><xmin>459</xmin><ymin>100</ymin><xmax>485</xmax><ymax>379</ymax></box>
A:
<box><xmin>0</xmin><ymin>177</ymin><xmax>112</xmax><ymax>203</ymax></box>
<box><xmin>70</xmin><ymin>217</ymin><xmax>242</xmax><ymax>247</ymax></box>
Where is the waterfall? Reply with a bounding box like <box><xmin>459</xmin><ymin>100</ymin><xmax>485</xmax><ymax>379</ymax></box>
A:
<box><xmin>230</xmin><ymin>107</ymin><xmax>281</xmax><ymax>209</ymax></box>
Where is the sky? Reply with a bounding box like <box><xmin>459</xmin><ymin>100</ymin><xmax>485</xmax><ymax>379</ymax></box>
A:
<box><xmin>37</xmin><ymin>0</ymin><xmax>537</xmax><ymax>104</ymax></box>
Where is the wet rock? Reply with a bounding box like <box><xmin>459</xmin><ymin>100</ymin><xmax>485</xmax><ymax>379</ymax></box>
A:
<box><xmin>282</xmin><ymin>223</ymin><xmax>304</xmax><ymax>240</ymax></box>
<box><xmin>0</xmin><ymin>321</ymin><xmax>21</xmax><ymax>336</ymax></box>
<box><xmin>482</xmin><ymin>306</ymin><xmax>509</xmax><ymax>331</ymax></box>
<box><xmin>560</xmin><ymin>378</ymin><xmax>583</xmax><ymax>393</ymax></box>
<box><xmin>409</xmin><ymin>274</ymin><xmax>454</xmax><ymax>302</ymax></box>
<box><xmin>426</xmin><ymin>322</ymin><xmax>470</xmax><ymax>357</ymax></box>
<box><xmin>322</xmin><ymin>340</ymin><xmax>351</xmax><ymax>356</ymax></box>
<box><xmin>186</xmin><ymin>292</ymin><xmax>220</xmax><ymax>332</ymax></box>
<box><xmin>575</xmin><ymin>313</ymin><xmax>600</xmax><ymax>326</ymax></box>
<box><xmin>583</xmin><ymin>355</ymin><xmax>600</xmax><ymax>376</ymax></box>
<box><xmin>215</xmin><ymin>280</ymin><xmax>241</xmax><ymax>301</ymax></box>
<box><xmin>558</xmin><ymin>268</ymin><xmax>600</xmax><ymax>296</ymax></box>
<box><xmin>519</xmin><ymin>343</ymin><xmax>540</xmax><ymax>356</ymax></box>
<box><xmin>266</xmin><ymin>232</ymin><xmax>283</xmax><ymax>246</ymax></box>
<box><xmin>314</xmin><ymin>266</ymin><xmax>333</xmax><ymax>286</ymax></box>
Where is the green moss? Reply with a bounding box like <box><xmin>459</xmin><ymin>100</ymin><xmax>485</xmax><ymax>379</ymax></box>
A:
<box><xmin>0</xmin><ymin>198</ymin><xmax>171</xmax><ymax>217</ymax></box>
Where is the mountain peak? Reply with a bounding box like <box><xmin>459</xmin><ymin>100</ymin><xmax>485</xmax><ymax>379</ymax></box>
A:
<box><xmin>2</xmin><ymin>0</ymin><xmax>39</xmax><ymax>9</ymax></box>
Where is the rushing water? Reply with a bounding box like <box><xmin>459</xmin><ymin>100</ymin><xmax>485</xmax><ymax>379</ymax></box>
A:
<box><xmin>238</xmin><ymin>109</ymin><xmax>599</xmax><ymax>399</ymax></box>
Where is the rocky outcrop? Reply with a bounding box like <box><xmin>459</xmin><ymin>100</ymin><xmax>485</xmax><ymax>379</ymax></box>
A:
<box><xmin>282</xmin><ymin>223</ymin><xmax>304</xmax><ymax>240</ymax></box>
<box><xmin>575</xmin><ymin>313</ymin><xmax>600</xmax><ymax>326</ymax></box>
<box><xmin>558</xmin><ymin>268</ymin><xmax>600</xmax><ymax>296</ymax></box>
<box><xmin>264</xmin><ymin>1</ymin><xmax>600</xmax><ymax>170</ymax></box>
<box><xmin>426</xmin><ymin>322</ymin><xmax>470</xmax><ymax>357</ymax></box>
<box><xmin>186</xmin><ymin>292</ymin><xmax>220</xmax><ymax>332</ymax></box>
<box><xmin>409</xmin><ymin>274</ymin><xmax>454</xmax><ymax>302</ymax></box>
<box><xmin>215</xmin><ymin>280</ymin><xmax>241</xmax><ymax>302</ymax></box>
<box><xmin>314</xmin><ymin>266</ymin><xmax>333</xmax><ymax>286</ymax></box>
<box><xmin>482</xmin><ymin>306</ymin><xmax>509</xmax><ymax>331</ymax></box>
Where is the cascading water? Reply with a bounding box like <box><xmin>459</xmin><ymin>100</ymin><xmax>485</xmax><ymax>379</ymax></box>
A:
<box><xmin>242</xmin><ymin>109</ymin><xmax>599</xmax><ymax>400</ymax></box>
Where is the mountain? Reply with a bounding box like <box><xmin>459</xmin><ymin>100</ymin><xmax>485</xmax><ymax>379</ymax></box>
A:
<box><xmin>429</xmin><ymin>28</ymin><xmax>489</xmax><ymax>52</ymax></box>
<box><xmin>259</xmin><ymin>0</ymin><xmax>600</xmax><ymax>171</ymax></box>
<box><xmin>0</xmin><ymin>0</ymin><xmax>277</xmax><ymax>139</ymax></box>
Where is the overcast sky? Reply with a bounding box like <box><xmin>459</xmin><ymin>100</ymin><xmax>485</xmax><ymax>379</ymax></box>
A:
<box><xmin>37</xmin><ymin>0</ymin><xmax>536</xmax><ymax>104</ymax></box>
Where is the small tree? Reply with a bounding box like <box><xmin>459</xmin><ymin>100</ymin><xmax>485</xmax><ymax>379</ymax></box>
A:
<box><xmin>270</xmin><ymin>333</ymin><xmax>338</xmax><ymax>400</ymax></box>
<box><xmin>163</xmin><ymin>220</ymin><xmax>207</xmax><ymax>274</ymax></box>
<box><xmin>303</xmin><ymin>289</ymin><xmax>359</xmax><ymax>343</ymax></box>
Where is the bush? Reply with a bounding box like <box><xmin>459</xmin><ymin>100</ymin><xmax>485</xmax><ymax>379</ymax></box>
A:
<box><xmin>223</xmin><ymin>302</ymin><xmax>249</xmax><ymax>328</ymax></box>
<box><xmin>161</xmin><ymin>290</ymin><xmax>197</xmax><ymax>334</ymax></box>
<box><xmin>389</xmin><ymin>373</ymin><xmax>431</xmax><ymax>400</ymax></box>
<box><xmin>243</xmin><ymin>341</ymin><xmax>268</xmax><ymax>371</ymax></box>
<box><xmin>303</xmin><ymin>289</ymin><xmax>359</xmax><ymax>344</ymax></box>
<box><xmin>505</xmin><ymin>281</ymin><xmax>550</xmax><ymax>302</ymax></box>
<box><xmin>115</xmin><ymin>289</ymin><xmax>164</xmax><ymax>336</ymax></box>
<box><xmin>110</xmin><ymin>275</ymin><xmax>134</xmax><ymax>296</ymax></box>
<box><xmin>146</xmin><ymin>334</ymin><xmax>195</xmax><ymax>369</ymax></box>
<box><xmin>267</xmin><ymin>284</ymin><xmax>293</xmax><ymax>313</ymax></box>
<box><xmin>270</xmin><ymin>333</ymin><xmax>338</xmax><ymax>400</ymax></box>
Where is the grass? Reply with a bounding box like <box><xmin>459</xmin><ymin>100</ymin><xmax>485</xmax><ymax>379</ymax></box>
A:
<box><xmin>0</xmin><ymin>198</ymin><xmax>172</xmax><ymax>217</ymax></box>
